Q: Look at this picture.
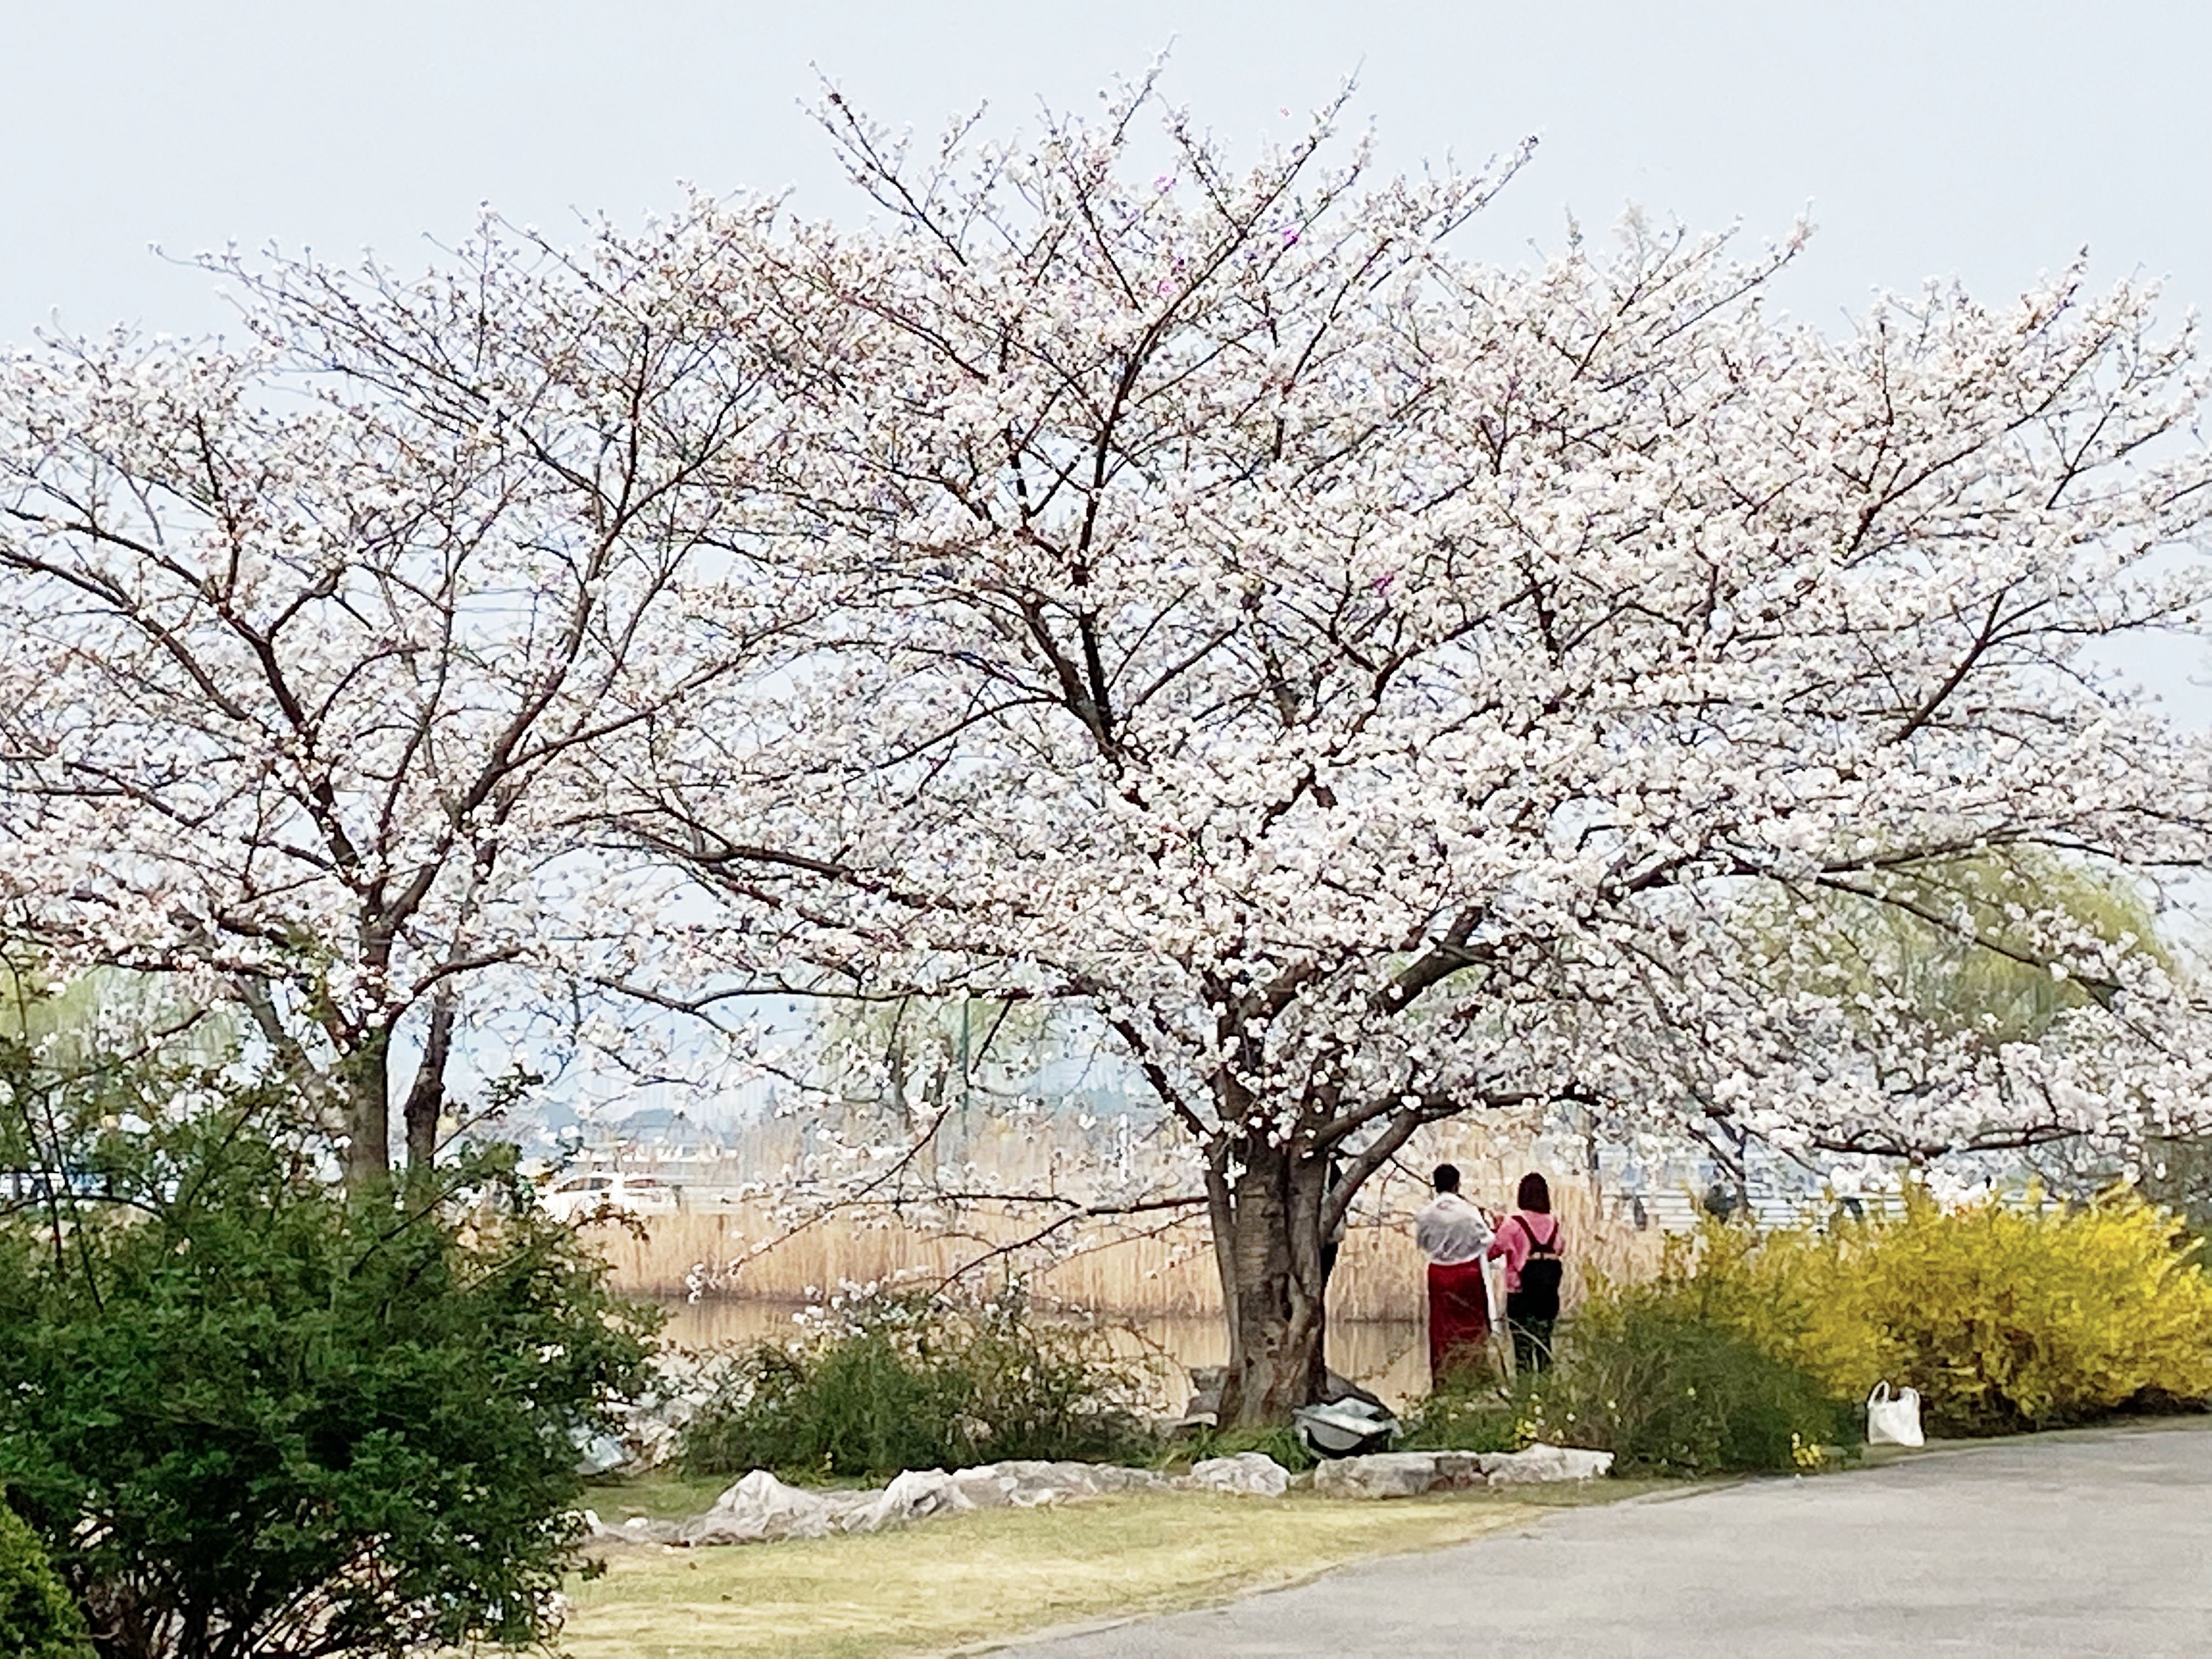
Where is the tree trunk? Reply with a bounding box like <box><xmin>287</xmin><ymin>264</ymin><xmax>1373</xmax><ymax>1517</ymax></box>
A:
<box><xmin>401</xmin><ymin>993</ymin><xmax>456</xmax><ymax>1175</ymax></box>
<box><xmin>340</xmin><ymin>1030</ymin><xmax>392</xmax><ymax>1195</ymax></box>
<box><xmin>1212</xmin><ymin>1138</ymin><xmax>1334</xmax><ymax>1426</ymax></box>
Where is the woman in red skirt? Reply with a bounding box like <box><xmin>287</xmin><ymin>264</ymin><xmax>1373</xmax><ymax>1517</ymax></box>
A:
<box><xmin>1414</xmin><ymin>1163</ymin><xmax>1495</xmax><ymax>1384</ymax></box>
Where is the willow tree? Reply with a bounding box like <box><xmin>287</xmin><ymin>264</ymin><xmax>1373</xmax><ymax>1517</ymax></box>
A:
<box><xmin>1720</xmin><ymin>851</ymin><xmax>2185</xmax><ymax>1188</ymax></box>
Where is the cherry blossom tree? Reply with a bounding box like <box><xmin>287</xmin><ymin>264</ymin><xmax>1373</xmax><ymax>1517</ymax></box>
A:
<box><xmin>0</xmin><ymin>204</ymin><xmax>803</xmax><ymax>1191</ymax></box>
<box><xmin>5</xmin><ymin>70</ymin><xmax>2209</xmax><ymax>1420</ymax></box>
<box><xmin>630</xmin><ymin>77</ymin><xmax>2212</xmax><ymax>1420</ymax></box>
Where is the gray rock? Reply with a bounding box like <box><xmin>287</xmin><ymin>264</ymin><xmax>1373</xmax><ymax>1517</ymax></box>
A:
<box><xmin>1182</xmin><ymin>1365</ymin><xmax>1227</xmax><ymax>1421</ymax></box>
<box><xmin>952</xmin><ymin>1460</ymin><xmax>1094</xmax><ymax>1509</ymax></box>
<box><xmin>1086</xmin><ymin>1463</ymin><xmax>1173</xmax><ymax>1493</ymax></box>
<box><xmin>949</xmin><ymin>1459</ymin><xmax>1170</xmax><ymax>1509</ymax></box>
<box><xmin>678</xmin><ymin>1470</ymin><xmax>871</xmax><ymax>1544</ymax></box>
<box><xmin>603</xmin><ymin>1513</ymin><xmax>683</xmax><ymax>1544</ymax></box>
<box><xmin>844</xmin><ymin>1467</ymin><xmax>978</xmax><ymax>1533</ymax></box>
<box><xmin>1183</xmin><ymin>1452</ymin><xmax>1291</xmax><ymax>1497</ymax></box>
<box><xmin>947</xmin><ymin>1469</ymin><xmax>1019</xmax><ymax>1509</ymax></box>
<box><xmin>1476</xmin><ymin>1443</ymin><xmax>1615</xmax><ymax>1483</ymax></box>
<box><xmin>1311</xmin><ymin>1451</ymin><xmax>1484</xmax><ymax>1498</ymax></box>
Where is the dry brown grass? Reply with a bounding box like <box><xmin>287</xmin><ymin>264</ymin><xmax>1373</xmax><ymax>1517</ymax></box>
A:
<box><xmin>590</xmin><ymin>1132</ymin><xmax>1661</xmax><ymax>1326</ymax></box>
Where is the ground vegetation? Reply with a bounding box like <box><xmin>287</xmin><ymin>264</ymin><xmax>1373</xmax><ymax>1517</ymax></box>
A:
<box><xmin>0</xmin><ymin>1037</ymin><xmax>656</xmax><ymax>1659</ymax></box>
<box><xmin>560</xmin><ymin>1486</ymin><xmax>1621</xmax><ymax>1659</ymax></box>
<box><xmin>676</xmin><ymin>1292</ymin><xmax>1157</xmax><ymax>1480</ymax></box>
<box><xmin>1675</xmin><ymin>1189</ymin><xmax>2212</xmax><ymax>1434</ymax></box>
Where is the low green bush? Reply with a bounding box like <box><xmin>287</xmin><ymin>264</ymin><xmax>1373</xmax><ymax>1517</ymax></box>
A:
<box><xmin>0</xmin><ymin>1505</ymin><xmax>91</xmax><ymax>1659</ymax></box>
<box><xmin>0</xmin><ymin>1043</ymin><xmax>657</xmax><ymax>1659</ymax></box>
<box><xmin>1395</xmin><ymin>1379</ymin><xmax>1520</xmax><ymax>1454</ymax></box>
<box><xmin>1395</xmin><ymin>1294</ymin><xmax>1852</xmax><ymax>1477</ymax></box>
<box><xmin>1521</xmin><ymin>1296</ymin><xmax>1857</xmax><ymax>1476</ymax></box>
<box><xmin>676</xmin><ymin>1294</ymin><xmax>1159</xmax><ymax>1481</ymax></box>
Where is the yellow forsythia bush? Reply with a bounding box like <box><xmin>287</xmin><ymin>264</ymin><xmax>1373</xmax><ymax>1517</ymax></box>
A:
<box><xmin>1672</xmin><ymin>1188</ymin><xmax>2212</xmax><ymax>1436</ymax></box>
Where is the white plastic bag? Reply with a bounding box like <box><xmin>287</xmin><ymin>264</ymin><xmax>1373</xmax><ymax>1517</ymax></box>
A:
<box><xmin>1481</xmin><ymin>1253</ymin><xmax>1513</xmax><ymax>1377</ymax></box>
<box><xmin>1866</xmin><ymin>1381</ymin><xmax>1924</xmax><ymax>1447</ymax></box>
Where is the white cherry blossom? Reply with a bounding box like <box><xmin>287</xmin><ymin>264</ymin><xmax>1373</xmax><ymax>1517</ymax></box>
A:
<box><xmin>628</xmin><ymin>77</ymin><xmax>2212</xmax><ymax>1420</ymax></box>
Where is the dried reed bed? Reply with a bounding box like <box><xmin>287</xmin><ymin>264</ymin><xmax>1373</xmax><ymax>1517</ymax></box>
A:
<box><xmin>589</xmin><ymin>1136</ymin><xmax>1661</xmax><ymax>1324</ymax></box>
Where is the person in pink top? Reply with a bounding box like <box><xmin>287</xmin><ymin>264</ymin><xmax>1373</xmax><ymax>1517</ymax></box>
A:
<box><xmin>1488</xmin><ymin>1171</ymin><xmax>1565</xmax><ymax>1373</ymax></box>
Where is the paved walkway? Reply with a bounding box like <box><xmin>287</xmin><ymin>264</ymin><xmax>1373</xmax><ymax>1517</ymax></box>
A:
<box><xmin>990</xmin><ymin>1419</ymin><xmax>2212</xmax><ymax>1659</ymax></box>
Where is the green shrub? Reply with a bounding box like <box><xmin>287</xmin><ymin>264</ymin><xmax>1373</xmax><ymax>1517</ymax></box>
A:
<box><xmin>1397</xmin><ymin>1292</ymin><xmax>1852</xmax><ymax>1477</ymax></box>
<box><xmin>1519</xmin><ymin>1294</ymin><xmax>1855</xmax><ymax>1476</ymax></box>
<box><xmin>0</xmin><ymin>1049</ymin><xmax>656</xmax><ymax>1659</ymax></box>
<box><xmin>1675</xmin><ymin>1188</ymin><xmax>2212</xmax><ymax>1435</ymax></box>
<box><xmin>0</xmin><ymin>1505</ymin><xmax>91</xmax><ymax>1659</ymax></box>
<box><xmin>676</xmin><ymin>1294</ymin><xmax>1158</xmax><ymax>1481</ymax></box>
<box><xmin>1172</xmin><ymin>1424</ymin><xmax>1317</xmax><ymax>1472</ymax></box>
<box><xmin>1396</xmin><ymin>1378</ymin><xmax>1520</xmax><ymax>1454</ymax></box>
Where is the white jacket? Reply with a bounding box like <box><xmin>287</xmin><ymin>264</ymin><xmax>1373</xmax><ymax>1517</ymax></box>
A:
<box><xmin>1414</xmin><ymin>1193</ymin><xmax>1494</xmax><ymax>1266</ymax></box>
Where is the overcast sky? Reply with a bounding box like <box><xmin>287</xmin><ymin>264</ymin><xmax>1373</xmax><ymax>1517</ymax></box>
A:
<box><xmin>4</xmin><ymin>0</ymin><xmax>2207</xmax><ymax>695</ymax></box>
<box><xmin>5</xmin><ymin>0</ymin><xmax>2205</xmax><ymax>341</ymax></box>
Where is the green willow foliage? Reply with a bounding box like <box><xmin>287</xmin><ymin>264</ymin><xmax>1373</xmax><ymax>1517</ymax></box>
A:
<box><xmin>0</xmin><ymin>1039</ymin><xmax>656</xmax><ymax>1659</ymax></box>
<box><xmin>1741</xmin><ymin>849</ymin><xmax>2169</xmax><ymax>1052</ymax></box>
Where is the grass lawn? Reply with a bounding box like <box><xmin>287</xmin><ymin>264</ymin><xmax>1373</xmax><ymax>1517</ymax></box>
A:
<box><xmin>562</xmin><ymin>1479</ymin><xmax>1663</xmax><ymax>1659</ymax></box>
<box><xmin>584</xmin><ymin>1470</ymin><xmax>737</xmax><ymax>1522</ymax></box>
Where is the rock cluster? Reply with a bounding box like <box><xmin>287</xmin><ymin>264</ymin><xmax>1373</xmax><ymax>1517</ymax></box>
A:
<box><xmin>676</xmin><ymin>1471</ymin><xmax>869</xmax><ymax>1545</ymax></box>
<box><xmin>1184</xmin><ymin>1451</ymin><xmax>1293</xmax><ymax>1497</ymax></box>
<box><xmin>620</xmin><ymin>1456</ymin><xmax>1273</xmax><ymax>1548</ymax></box>
<box><xmin>1479</xmin><ymin>1444</ymin><xmax>1615</xmax><ymax>1485</ymax></box>
<box><xmin>953</xmin><ymin>1459</ymin><xmax>1174</xmax><ymax>1507</ymax></box>
<box><xmin>1311</xmin><ymin>1451</ymin><xmax>1485</xmax><ymax>1498</ymax></box>
<box><xmin>590</xmin><ymin>1441</ymin><xmax>1615</xmax><ymax>1548</ymax></box>
<box><xmin>580</xmin><ymin>1510</ymin><xmax>685</xmax><ymax>1545</ymax></box>
<box><xmin>1311</xmin><ymin>1444</ymin><xmax>1615</xmax><ymax>1497</ymax></box>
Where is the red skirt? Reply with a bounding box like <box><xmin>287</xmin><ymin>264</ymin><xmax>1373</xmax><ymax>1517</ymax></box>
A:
<box><xmin>1427</xmin><ymin>1257</ymin><xmax>1493</xmax><ymax>1383</ymax></box>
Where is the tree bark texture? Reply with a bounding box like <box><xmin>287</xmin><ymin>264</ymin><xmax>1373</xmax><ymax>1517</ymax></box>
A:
<box><xmin>340</xmin><ymin>1031</ymin><xmax>392</xmax><ymax>1196</ymax></box>
<box><xmin>1212</xmin><ymin>1138</ymin><xmax>1334</xmax><ymax>1426</ymax></box>
<box><xmin>400</xmin><ymin>994</ymin><xmax>456</xmax><ymax>1176</ymax></box>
